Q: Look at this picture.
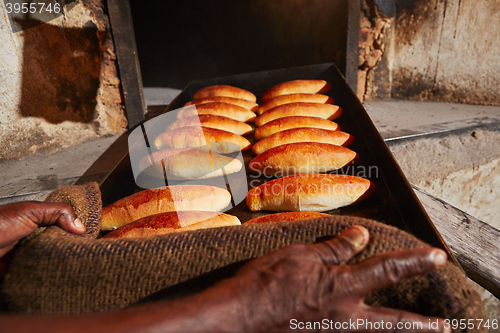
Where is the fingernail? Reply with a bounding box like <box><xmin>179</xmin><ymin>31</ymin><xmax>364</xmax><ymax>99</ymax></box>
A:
<box><xmin>342</xmin><ymin>226</ymin><xmax>367</xmax><ymax>251</ymax></box>
<box><xmin>433</xmin><ymin>250</ymin><xmax>447</xmax><ymax>267</ymax></box>
<box><xmin>73</xmin><ymin>217</ymin><xmax>85</xmax><ymax>230</ymax></box>
<box><xmin>443</xmin><ymin>325</ymin><xmax>451</xmax><ymax>333</ymax></box>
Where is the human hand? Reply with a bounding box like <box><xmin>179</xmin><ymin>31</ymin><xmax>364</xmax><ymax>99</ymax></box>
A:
<box><xmin>0</xmin><ymin>201</ymin><xmax>85</xmax><ymax>258</ymax></box>
<box><xmin>230</xmin><ymin>225</ymin><xmax>449</xmax><ymax>333</ymax></box>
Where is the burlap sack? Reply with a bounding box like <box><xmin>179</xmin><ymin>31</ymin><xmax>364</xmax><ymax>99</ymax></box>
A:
<box><xmin>1</xmin><ymin>183</ymin><xmax>485</xmax><ymax>332</ymax></box>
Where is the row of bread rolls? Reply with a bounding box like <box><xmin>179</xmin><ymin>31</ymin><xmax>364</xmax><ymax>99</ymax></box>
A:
<box><xmin>250</xmin><ymin>80</ymin><xmax>356</xmax><ymax>177</ymax></box>
<box><xmin>246</xmin><ymin>80</ymin><xmax>374</xmax><ymax>213</ymax></box>
<box><xmin>140</xmin><ymin>85</ymin><xmax>258</xmax><ymax>181</ymax></box>
<box><xmin>101</xmin><ymin>185</ymin><xmax>241</xmax><ymax>238</ymax></box>
<box><xmin>112</xmin><ymin>82</ymin><xmax>374</xmax><ymax>239</ymax></box>
<box><xmin>104</xmin><ymin>85</ymin><xmax>260</xmax><ymax>238</ymax></box>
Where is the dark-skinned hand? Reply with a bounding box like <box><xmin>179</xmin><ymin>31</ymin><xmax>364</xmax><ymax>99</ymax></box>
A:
<box><xmin>229</xmin><ymin>225</ymin><xmax>450</xmax><ymax>333</ymax></box>
<box><xmin>0</xmin><ymin>207</ymin><xmax>449</xmax><ymax>333</ymax></box>
<box><xmin>0</xmin><ymin>201</ymin><xmax>85</xmax><ymax>258</ymax></box>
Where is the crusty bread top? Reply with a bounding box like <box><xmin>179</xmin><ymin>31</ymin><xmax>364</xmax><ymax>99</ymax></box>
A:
<box><xmin>154</xmin><ymin>127</ymin><xmax>251</xmax><ymax>153</ymax></box>
<box><xmin>193</xmin><ymin>85</ymin><xmax>257</xmax><ymax>102</ymax></box>
<box><xmin>258</xmin><ymin>93</ymin><xmax>334</xmax><ymax>115</ymax></box>
<box><xmin>185</xmin><ymin>96</ymin><xmax>258</xmax><ymax>112</ymax></box>
<box><xmin>262</xmin><ymin>80</ymin><xmax>331</xmax><ymax>102</ymax></box>
<box><xmin>249</xmin><ymin>142</ymin><xmax>358</xmax><ymax>176</ymax></box>
<box><xmin>245</xmin><ymin>211</ymin><xmax>329</xmax><ymax>224</ymax></box>
<box><xmin>102</xmin><ymin>211</ymin><xmax>240</xmax><ymax>238</ymax></box>
<box><xmin>246</xmin><ymin>173</ymin><xmax>374</xmax><ymax>212</ymax></box>
<box><xmin>138</xmin><ymin>148</ymin><xmax>191</xmax><ymax>173</ymax></box>
<box><xmin>255</xmin><ymin>103</ymin><xmax>342</xmax><ymax>127</ymax></box>
<box><xmin>167</xmin><ymin>115</ymin><xmax>253</xmax><ymax>136</ymax></box>
<box><xmin>177</xmin><ymin>102</ymin><xmax>256</xmax><ymax>123</ymax></box>
<box><xmin>138</xmin><ymin>148</ymin><xmax>243</xmax><ymax>180</ymax></box>
<box><xmin>163</xmin><ymin>149</ymin><xmax>243</xmax><ymax>180</ymax></box>
<box><xmin>101</xmin><ymin>185</ymin><xmax>232</xmax><ymax>230</ymax></box>
<box><xmin>254</xmin><ymin>116</ymin><xmax>339</xmax><ymax>140</ymax></box>
<box><xmin>252</xmin><ymin>128</ymin><xmax>353</xmax><ymax>155</ymax></box>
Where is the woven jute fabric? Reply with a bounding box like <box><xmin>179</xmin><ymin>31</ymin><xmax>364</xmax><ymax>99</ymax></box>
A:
<box><xmin>1</xmin><ymin>183</ymin><xmax>485</xmax><ymax>331</ymax></box>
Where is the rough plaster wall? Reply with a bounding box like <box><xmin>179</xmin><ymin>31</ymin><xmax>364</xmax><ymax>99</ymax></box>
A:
<box><xmin>389</xmin><ymin>129</ymin><xmax>500</xmax><ymax>229</ymax></box>
<box><xmin>0</xmin><ymin>0</ymin><xmax>126</xmax><ymax>160</ymax></box>
<box><xmin>392</xmin><ymin>0</ymin><xmax>500</xmax><ymax>105</ymax></box>
<box><xmin>418</xmin><ymin>157</ymin><xmax>500</xmax><ymax>229</ymax></box>
<box><xmin>357</xmin><ymin>0</ymin><xmax>393</xmax><ymax>102</ymax></box>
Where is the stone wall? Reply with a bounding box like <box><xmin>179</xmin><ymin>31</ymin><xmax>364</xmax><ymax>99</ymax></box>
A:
<box><xmin>0</xmin><ymin>0</ymin><xmax>127</xmax><ymax>160</ymax></box>
<box><xmin>359</xmin><ymin>0</ymin><xmax>500</xmax><ymax>106</ymax></box>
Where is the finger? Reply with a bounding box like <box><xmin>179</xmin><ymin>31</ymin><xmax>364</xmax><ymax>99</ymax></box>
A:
<box><xmin>346</xmin><ymin>247</ymin><xmax>447</xmax><ymax>297</ymax></box>
<box><xmin>14</xmin><ymin>201</ymin><xmax>85</xmax><ymax>234</ymax></box>
<box><xmin>308</xmin><ymin>225</ymin><xmax>370</xmax><ymax>265</ymax></box>
<box><xmin>359</xmin><ymin>305</ymin><xmax>450</xmax><ymax>333</ymax></box>
<box><xmin>36</xmin><ymin>202</ymin><xmax>86</xmax><ymax>234</ymax></box>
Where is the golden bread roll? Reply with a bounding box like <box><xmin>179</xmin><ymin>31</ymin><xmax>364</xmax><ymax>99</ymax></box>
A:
<box><xmin>193</xmin><ymin>85</ymin><xmax>256</xmax><ymax>102</ymax></box>
<box><xmin>249</xmin><ymin>142</ymin><xmax>357</xmax><ymax>177</ymax></box>
<box><xmin>177</xmin><ymin>102</ymin><xmax>256</xmax><ymax>123</ymax></box>
<box><xmin>139</xmin><ymin>148</ymin><xmax>243</xmax><ymax>180</ymax></box>
<box><xmin>254</xmin><ymin>116</ymin><xmax>339</xmax><ymax>141</ymax></box>
<box><xmin>255</xmin><ymin>103</ymin><xmax>342</xmax><ymax>127</ymax></box>
<box><xmin>166</xmin><ymin>115</ymin><xmax>253</xmax><ymax>136</ymax></box>
<box><xmin>154</xmin><ymin>127</ymin><xmax>251</xmax><ymax>154</ymax></box>
<box><xmin>102</xmin><ymin>211</ymin><xmax>241</xmax><ymax>239</ymax></box>
<box><xmin>185</xmin><ymin>96</ymin><xmax>258</xmax><ymax>112</ymax></box>
<box><xmin>245</xmin><ymin>211</ymin><xmax>329</xmax><ymax>224</ymax></box>
<box><xmin>101</xmin><ymin>185</ymin><xmax>232</xmax><ymax>230</ymax></box>
<box><xmin>246</xmin><ymin>174</ymin><xmax>374</xmax><ymax>212</ymax></box>
<box><xmin>258</xmin><ymin>93</ymin><xmax>334</xmax><ymax>115</ymax></box>
<box><xmin>262</xmin><ymin>80</ymin><xmax>331</xmax><ymax>102</ymax></box>
<box><xmin>138</xmin><ymin>148</ymin><xmax>189</xmax><ymax>172</ymax></box>
<box><xmin>252</xmin><ymin>128</ymin><xmax>353</xmax><ymax>155</ymax></box>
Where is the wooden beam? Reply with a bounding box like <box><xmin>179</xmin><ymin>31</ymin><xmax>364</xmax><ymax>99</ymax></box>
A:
<box><xmin>107</xmin><ymin>0</ymin><xmax>146</xmax><ymax>129</ymax></box>
<box><xmin>414</xmin><ymin>185</ymin><xmax>500</xmax><ymax>299</ymax></box>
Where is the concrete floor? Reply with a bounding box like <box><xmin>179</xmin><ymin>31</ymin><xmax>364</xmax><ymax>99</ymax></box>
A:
<box><xmin>364</xmin><ymin>100</ymin><xmax>500</xmax><ymax>140</ymax></box>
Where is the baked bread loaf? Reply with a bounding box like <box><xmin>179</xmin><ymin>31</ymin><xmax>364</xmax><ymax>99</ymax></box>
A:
<box><xmin>246</xmin><ymin>173</ymin><xmax>374</xmax><ymax>212</ymax></box>
<box><xmin>254</xmin><ymin>116</ymin><xmax>339</xmax><ymax>140</ymax></box>
<box><xmin>138</xmin><ymin>148</ymin><xmax>189</xmax><ymax>173</ymax></box>
<box><xmin>252</xmin><ymin>128</ymin><xmax>353</xmax><ymax>155</ymax></box>
<box><xmin>258</xmin><ymin>93</ymin><xmax>334</xmax><ymax>115</ymax></box>
<box><xmin>166</xmin><ymin>115</ymin><xmax>253</xmax><ymax>136</ymax></box>
<box><xmin>245</xmin><ymin>211</ymin><xmax>329</xmax><ymax>224</ymax></box>
<box><xmin>177</xmin><ymin>102</ymin><xmax>256</xmax><ymax>123</ymax></box>
<box><xmin>185</xmin><ymin>96</ymin><xmax>258</xmax><ymax>112</ymax></box>
<box><xmin>262</xmin><ymin>80</ymin><xmax>330</xmax><ymax>102</ymax></box>
<box><xmin>154</xmin><ymin>127</ymin><xmax>251</xmax><ymax>154</ymax></box>
<box><xmin>139</xmin><ymin>148</ymin><xmax>243</xmax><ymax>180</ymax></box>
<box><xmin>249</xmin><ymin>142</ymin><xmax>357</xmax><ymax>177</ymax></box>
<box><xmin>101</xmin><ymin>185</ymin><xmax>232</xmax><ymax>230</ymax></box>
<box><xmin>255</xmin><ymin>103</ymin><xmax>342</xmax><ymax>127</ymax></box>
<box><xmin>193</xmin><ymin>85</ymin><xmax>257</xmax><ymax>102</ymax></box>
<box><xmin>102</xmin><ymin>211</ymin><xmax>241</xmax><ymax>238</ymax></box>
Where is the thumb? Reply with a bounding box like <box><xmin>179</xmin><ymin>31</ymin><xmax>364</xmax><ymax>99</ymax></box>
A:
<box><xmin>308</xmin><ymin>225</ymin><xmax>370</xmax><ymax>266</ymax></box>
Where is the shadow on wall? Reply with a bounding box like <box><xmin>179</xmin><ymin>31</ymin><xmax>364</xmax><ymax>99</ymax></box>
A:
<box><xmin>15</xmin><ymin>16</ymin><xmax>106</xmax><ymax>124</ymax></box>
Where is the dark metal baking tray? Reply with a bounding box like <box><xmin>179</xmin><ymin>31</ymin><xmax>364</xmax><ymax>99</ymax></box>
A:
<box><xmin>99</xmin><ymin>63</ymin><xmax>453</xmax><ymax>258</ymax></box>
